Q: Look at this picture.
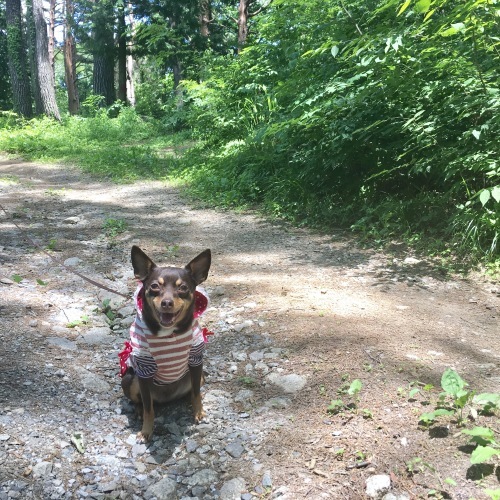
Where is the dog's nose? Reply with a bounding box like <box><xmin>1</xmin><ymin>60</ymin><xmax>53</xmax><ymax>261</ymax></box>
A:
<box><xmin>161</xmin><ymin>298</ymin><xmax>174</xmax><ymax>309</ymax></box>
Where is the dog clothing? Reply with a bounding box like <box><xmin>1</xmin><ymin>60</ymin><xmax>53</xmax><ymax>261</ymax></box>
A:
<box><xmin>119</xmin><ymin>283</ymin><xmax>211</xmax><ymax>385</ymax></box>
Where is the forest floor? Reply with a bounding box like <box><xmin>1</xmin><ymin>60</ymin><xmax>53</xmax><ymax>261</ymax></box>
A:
<box><xmin>0</xmin><ymin>157</ymin><xmax>499</xmax><ymax>500</ymax></box>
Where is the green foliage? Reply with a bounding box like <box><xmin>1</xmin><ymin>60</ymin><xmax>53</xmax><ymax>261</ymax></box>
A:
<box><xmin>0</xmin><ymin>109</ymin><xmax>175</xmax><ymax>181</ymax></box>
<box><xmin>174</xmin><ymin>0</ymin><xmax>500</xmax><ymax>264</ymax></box>
<box><xmin>418</xmin><ymin>368</ymin><xmax>498</xmax><ymax>427</ymax></box>
<box><xmin>327</xmin><ymin>378</ymin><xmax>364</xmax><ymax>415</ymax></box>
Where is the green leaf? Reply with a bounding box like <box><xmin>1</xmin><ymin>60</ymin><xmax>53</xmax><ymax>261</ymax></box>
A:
<box><xmin>347</xmin><ymin>379</ymin><xmax>362</xmax><ymax>396</ymax></box>
<box><xmin>331</xmin><ymin>46</ymin><xmax>339</xmax><ymax>58</ymax></box>
<box><xmin>419</xmin><ymin>408</ymin><xmax>454</xmax><ymax>424</ymax></box>
<box><xmin>397</xmin><ymin>0</ymin><xmax>411</xmax><ymax>16</ymax></box>
<box><xmin>36</xmin><ymin>279</ymin><xmax>48</xmax><ymax>286</ymax></box>
<box><xmin>479</xmin><ymin>189</ymin><xmax>491</xmax><ymax>207</ymax></box>
<box><xmin>462</xmin><ymin>427</ymin><xmax>495</xmax><ymax>441</ymax></box>
<box><xmin>409</xmin><ymin>388</ymin><xmax>420</xmax><ymax>398</ymax></box>
<box><xmin>423</xmin><ymin>8</ymin><xmax>435</xmax><ymax>21</ymax></box>
<box><xmin>415</xmin><ymin>0</ymin><xmax>431</xmax><ymax>14</ymax></box>
<box><xmin>444</xmin><ymin>478</ymin><xmax>457</xmax><ymax>486</ymax></box>
<box><xmin>11</xmin><ymin>274</ymin><xmax>23</xmax><ymax>283</ymax></box>
<box><xmin>470</xmin><ymin>445</ymin><xmax>500</xmax><ymax>465</ymax></box>
<box><xmin>484</xmin><ymin>489</ymin><xmax>500</xmax><ymax>500</ymax></box>
<box><xmin>473</xmin><ymin>393</ymin><xmax>500</xmax><ymax>406</ymax></box>
<box><xmin>441</xmin><ymin>368</ymin><xmax>466</xmax><ymax>396</ymax></box>
<box><xmin>472</xmin><ymin>129</ymin><xmax>481</xmax><ymax>140</ymax></box>
<box><xmin>491</xmin><ymin>186</ymin><xmax>500</xmax><ymax>203</ymax></box>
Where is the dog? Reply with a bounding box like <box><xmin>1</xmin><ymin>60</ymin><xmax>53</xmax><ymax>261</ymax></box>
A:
<box><xmin>120</xmin><ymin>245</ymin><xmax>211</xmax><ymax>441</ymax></box>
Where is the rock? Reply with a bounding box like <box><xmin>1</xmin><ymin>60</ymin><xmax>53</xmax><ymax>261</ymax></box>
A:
<box><xmin>185</xmin><ymin>439</ymin><xmax>199</xmax><ymax>453</ymax></box>
<box><xmin>266</xmin><ymin>373</ymin><xmax>307</xmax><ymax>393</ymax></box>
<box><xmin>46</xmin><ymin>337</ymin><xmax>77</xmax><ymax>351</ymax></box>
<box><xmin>33</xmin><ymin>461</ymin><xmax>53</xmax><ymax>478</ymax></box>
<box><xmin>366</xmin><ymin>475</ymin><xmax>391</xmax><ymax>499</ymax></box>
<box><xmin>63</xmin><ymin>216</ymin><xmax>81</xmax><ymax>224</ymax></box>
<box><xmin>220</xmin><ymin>477</ymin><xmax>246</xmax><ymax>500</ymax></box>
<box><xmin>262</xmin><ymin>471</ymin><xmax>272</xmax><ymax>488</ymax></box>
<box><xmin>79</xmin><ymin>369</ymin><xmax>111</xmax><ymax>393</ymax></box>
<box><xmin>145</xmin><ymin>477</ymin><xmax>177</xmax><ymax>500</ymax></box>
<box><xmin>0</xmin><ymin>277</ymin><xmax>14</xmax><ymax>285</ymax></box>
<box><xmin>382</xmin><ymin>493</ymin><xmax>410</xmax><ymax>500</ymax></box>
<box><xmin>226</xmin><ymin>441</ymin><xmax>245</xmax><ymax>458</ymax></box>
<box><xmin>249</xmin><ymin>351</ymin><xmax>264</xmax><ymax>361</ymax></box>
<box><xmin>77</xmin><ymin>327</ymin><xmax>113</xmax><ymax>346</ymax></box>
<box><xmin>63</xmin><ymin>257</ymin><xmax>82</xmax><ymax>267</ymax></box>
<box><xmin>0</xmin><ymin>434</ymin><xmax>10</xmax><ymax>441</ymax></box>
<box><xmin>184</xmin><ymin>468</ymin><xmax>218</xmax><ymax>487</ymax></box>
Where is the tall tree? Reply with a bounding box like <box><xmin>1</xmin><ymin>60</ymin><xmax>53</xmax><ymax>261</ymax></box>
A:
<box><xmin>117</xmin><ymin>0</ymin><xmax>127</xmax><ymax>102</ymax></box>
<box><xmin>26</xmin><ymin>0</ymin><xmax>43</xmax><ymax>114</ymax></box>
<box><xmin>5</xmin><ymin>0</ymin><xmax>32</xmax><ymax>117</ymax></box>
<box><xmin>48</xmin><ymin>0</ymin><xmax>56</xmax><ymax>80</ymax></box>
<box><xmin>32</xmin><ymin>0</ymin><xmax>61</xmax><ymax>119</ymax></box>
<box><xmin>236</xmin><ymin>0</ymin><xmax>272</xmax><ymax>51</ymax></box>
<box><xmin>126</xmin><ymin>1</ymin><xmax>135</xmax><ymax>106</ymax></box>
<box><xmin>92</xmin><ymin>0</ymin><xmax>115</xmax><ymax>105</ymax></box>
<box><xmin>64</xmin><ymin>0</ymin><xmax>80</xmax><ymax>114</ymax></box>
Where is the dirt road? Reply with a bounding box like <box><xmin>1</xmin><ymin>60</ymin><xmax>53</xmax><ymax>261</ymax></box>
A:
<box><xmin>0</xmin><ymin>157</ymin><xmax>498</xmax><ymax>499</ymax></box>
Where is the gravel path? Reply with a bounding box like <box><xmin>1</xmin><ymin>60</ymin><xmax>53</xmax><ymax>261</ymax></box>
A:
<box><xmin>0</xmin><ymin>157</ymin><xmax>499</xmax><ymax>499</ymax></box>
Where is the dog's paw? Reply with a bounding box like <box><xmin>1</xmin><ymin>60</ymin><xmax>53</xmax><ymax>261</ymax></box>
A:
<box><xmin>137</xmin><ymin>430</ymin><xmax>152</xmax><ymax>443</ymax></box>
<box><xmin>192</xmin><ymin>400</ymin><xmax>206</xmax><ymax>424</ymax></box>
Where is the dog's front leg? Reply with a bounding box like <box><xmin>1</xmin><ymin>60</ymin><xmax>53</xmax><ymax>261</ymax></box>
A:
<box><xmin>189</xmin><ymin>364</ymin><xmax>205</xmax><ymax>423</ymax></box>
<box><xmin>137</xmin><ymin>376</ymin><xmax>155</xmax><ymax>441</ymax></box>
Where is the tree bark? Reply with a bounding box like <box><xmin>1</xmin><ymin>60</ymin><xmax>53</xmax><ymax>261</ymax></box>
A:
<box><xmin>6</xmin><ymin>0</ymin><xmax>33</xmax><ymax>117</ymax></box>
<box><xmin>32</xmin><ymin>0</ymin><xmax>61</xmax><ymax>119</ymax></box>
<box><xmin>199</xmin><ymin>0</ymin><xmax>210</xmax><ymax>39</ymax></box>
<box><xmin>126</xmin><ymin>2</ymin><xmax>135</xmax><ymax>106</ymax></box>
<box><xmin>64</xmin><ymin>0</ymin><xmax>79</xmax><ymax>114</ymax></box>
<box><xmin>26</xmin><ymin>0</ymin><xmax>43</xmax><ymax>114</ymax></box>
<box><xmin>48</xmin><ymin>0</ymin><xmax>56</xmax><ymax>82</ymax></box>
<box><xmin>92</xmin><ymin>0</ymin><xmax>115</xmax><ymax>106</ymax></box>
<box><xmin>117</xmin><ymin>2</ymin><xmax>127</xmax><ymax>103</ymax></box>
<box><xmin>237</xmin><ymin>0</ymin><xmax>272</xmax><ymax>52</ymax></box>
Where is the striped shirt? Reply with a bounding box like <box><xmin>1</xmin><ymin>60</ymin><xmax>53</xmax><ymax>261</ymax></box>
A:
<box><xmin>127</xmin><ymin>284</ymin><xmax>207</xmax><ymax>385</ymax></box>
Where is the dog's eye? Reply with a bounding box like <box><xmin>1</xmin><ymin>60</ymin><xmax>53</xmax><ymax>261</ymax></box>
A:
<box><xmin>149</xmin><ymin>283</ymin><xmax>160</xmax><ymax>292</ymax></box>
<box><xmin>178</xmin><ymin>283</ymin><xmax>188</xmax><ymax>293</ymax></box>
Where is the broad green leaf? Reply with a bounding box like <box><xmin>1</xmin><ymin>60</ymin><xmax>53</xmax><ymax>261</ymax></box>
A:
<box><xmin>480</xmin><ymin>189</ymin><xmax>491</xmax><ymax>207</ymax></box>
<box><xmin>444</xmin><ymin>478</ymin><xmax>457</xmax><ymax>486</ymax></box>
<box><xmin>36</xmin><ymin>279</ymin><xmax>48</xmax><ymax>286</ymax></box>
<box><xmin>415</xmin><ymin>0</ymin><xmax>431</xmax><ymax>14</ymax></box>
<box><xmin>473</xmin><ymin>393</ymin><xmax>500</xmax><ymax>406</ymax></box>
<box><xmin>472</xmin><ymin>129</ymin><xmax>481</xmax><ymax>140</ymax></box>
<box><xmin>11</xmin><ymin>274</ymin><xmax>23</xmax><ymax>283</ymax></box>
<box><xmin>397</xmin><ymin>0</ymin><xmax>411</xmax><ymax>16</ymax></box>
<box><xmin>331</xmin><ymin>46</ymin><xmax>339</xmax><ymax>58</ymax></box>
<box><xmin>441</xmin><ymin>368</ymin><xmax>467</xmax><ymax>396</ymax></box>
<box><xmin>491</xmin><ymin>186</ymin><xmax>500</xmax><ymax>203</ymax></box>
<box><xmin>409</xmin><ymin>388</ymin><xmax>420</xmax><ymax>398</ymax></box>
<box><xmin>462</xmin><ymin>427</ymin><xmax>495</xmax><ymax>441</ymax></box>
<box><xmin>348</xmin><ymin>379</ymin><xmax>362</xmax><ymax>396</ymax></box>
<box><xmin>470</xmin><ymin>445</ymin><xmax>500</xmax><ymax>465</ymax></box>
<box><xmin>419</xmin><ymin>408</ymin><xmax>454</xmax><ymax>423</ymax></box>
<box><xmin>484</xmin><ymin>489</ymin><xmax>500</xmax><ymax>500</ymax></box>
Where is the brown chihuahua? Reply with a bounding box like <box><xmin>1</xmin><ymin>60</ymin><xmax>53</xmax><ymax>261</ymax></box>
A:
<box><xmin>120</xmin><ymin>245</ymin><xmax>211</xmax><ymax>441</ymax></box>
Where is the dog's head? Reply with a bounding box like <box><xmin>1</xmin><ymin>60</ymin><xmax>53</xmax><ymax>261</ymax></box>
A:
<box><xmin>131</xmin><ymin>246</ymin><xmax>211</xmax><ymax>335</ymax></box>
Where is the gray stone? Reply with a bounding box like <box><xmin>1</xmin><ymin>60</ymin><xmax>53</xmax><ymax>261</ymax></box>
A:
<box><xmin>77</xmin><ymin>327</ymin><xmax>113</xmax><ymax>345</ymax></box>
<box><xmin>382</xmin><ymin>494</ymin><xmax>410</xmax><ymax>500</ymax></box>
<box><xmin>185</xmin><ymin>439</ymin><xmax>198</xmax><ymax>453</ymax></box>
<box><xmin>184</xmin><ymin>469</ymin><xmax>217</xmax><ymax>487</ymax></box>
<box><xmin>79</xmin><ymin>369</ymin><xmax>111</xmax><ymax>393</ymax></box>
<box><xmin>63</xmin><ymin>217</ymin><xmax>81</xmax><ymax>224</ymax></box>
<box><xmin>366</xmin><ymin>475</ymin><xmax>391</xmax><ymax>499</ymax></box>
<box><xmin>47</xmin><ymin>337</ymin><xmax>77</xmax><ymax>351</ymax></box>
<box><xmin>262</xmin><ymin>471</ymin><xmax>272</xmax><ymax>488</ymax></box>
<box><xmin>226</xmin><ymin>441</ymin><xmax>245</xmax><ymax>458</ymax></box>
<box><xmin>266</xmin><ymin>373</ymin><xmax>306</xmax><ymax>393</ymax></box>
<box><xmin>33</xmin><ymin>461</ymin><xmax>53</xmax><ymax>478</ymax></box>
<box><xmin>63</xmin><ymin>257</ymin><xmax>82</xmax><ymax>267</ymax></box>
<box><xmin>220</xmin><ymin>477</ymin><xmax>246</xmax><ymax>500</ymax></box>
<box><xmin>145</xmin><ymin>477</ymin><xmax>177</xmax><ymax>500</ymax></box>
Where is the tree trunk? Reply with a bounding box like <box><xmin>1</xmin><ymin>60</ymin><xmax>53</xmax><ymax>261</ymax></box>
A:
<box><xmin>126</xmin><ymin>2</ymin><xmax>135</xmax><ymax>106</ymax></box>
<box><xmin>48</xmin><ymin>0</ymin><xmax>56</xmax><ymax>82</ymax></box>
<box><xmin>6</xmin><ymin>0</ymin><xmax>33</xmax><ymax>117</ymax></box>
<box><xmin>199</xmin><ymin>0</ymin><xmax>210</xmax><ymax>39</ymax></box>
<box><xmin>32</xmin><ymin>0</ymin><xmax>61</xmax><ymax>119</ymax></box>
<box><xmin>117</xmin><ymin>2</ymin><xmax>127</xmax><ymax>103</ymax></box>
<box><xmin>64</xmin><ymin>0</ymin><xmax>79</xmax><ymax>114</ymax></box>
<box><xmin>237</xmin><ymin>0</ymin><xmax>250</xmax><ymax>51</ymax></box>
<box><xmin>92</xmin><ymin>0</ymin><xmax>115</xmax><ymax>106</ymax></box>
<box><xmin>26</xmin><ymin>0</ymin><xmax>43</xmax><ymax>114</ymax></box>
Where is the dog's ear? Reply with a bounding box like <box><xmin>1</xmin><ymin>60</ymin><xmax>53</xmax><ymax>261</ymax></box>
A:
<box><xmin>131</xmin><ymin>246</ymin><xmax>156</xmax><ymax>281</ymax></box>
<box><xmin>186</xmin><ymin>249</ymin><xmax>211</xmax><ymax>285</ymax></box>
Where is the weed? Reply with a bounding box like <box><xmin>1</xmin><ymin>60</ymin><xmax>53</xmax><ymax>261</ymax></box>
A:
<box><xmin>100</xmin><ymin>298</ymin><xmax>116</xmax><ymax>321</ymax></box>
<box><xmin>46</xmin><ymin>239</ymin><xmax>57</xmax><ymax>251</ymax></box>
<box><xmin>238</xmin><ymin>376</ymin><xmax>256</xmax><ymax>386</ymax></box>
<box><xmin>103</xmin><ymin>218</ymin><xmax>128</xmax><ymax>238</ymax></box>
<box><xmin>327</xmin><ymin>379</ymin><xmax>363</xmax><ymax>415</ymax></box>
<box><xmin>67</xmin><ymin>315</ymin><xmax>90</xmax><ymax>328</ymax></box>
